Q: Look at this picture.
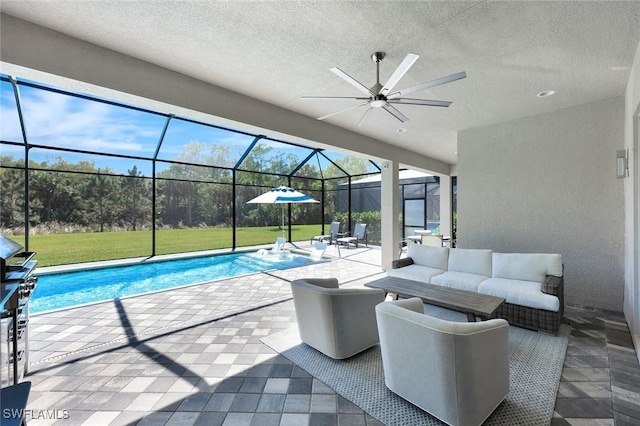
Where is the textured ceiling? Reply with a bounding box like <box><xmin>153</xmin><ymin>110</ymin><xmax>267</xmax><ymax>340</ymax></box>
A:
<box><xmin>1</xmin><ymin>1</ymin><xmax>640</xmax><ymax>165</ymax></box>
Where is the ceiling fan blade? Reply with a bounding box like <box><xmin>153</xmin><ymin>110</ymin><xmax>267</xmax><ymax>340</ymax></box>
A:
<box><xmin>318</xmin><ymin>101</ymin><xmax>369</xmax><ymax>121</ymax></box>
<box><xmin>388</xmin><ymin>98</ymin><xmax>452</xmax><ymax>107</ymax></box>
<box><xmin>330</xmin><ymin>67</ymin><xmax>375</xmax><ymax>96</ymax></box>
<box><xmin>380</xmin><ymin>53</ymin><xmax>419</xmax><ymax>96</ymax></box>
<box><xmin>357</xmin><ymin>107</ymin><xmax>374</xmax><ymax>127</ymax></box>
<box><xmin>388</xmin><ymin>71</ymin><xmax>467</xmax><ymax>98</ymax></box>
<box><xmin>301</xmin><ymin>96</ymin><xmax>370</xmax><ymax>101</ymax></box>
<box><xmin>382</xmin><ymin>103</ymin><xmax>409</xmax><ymax>123</ymax></box>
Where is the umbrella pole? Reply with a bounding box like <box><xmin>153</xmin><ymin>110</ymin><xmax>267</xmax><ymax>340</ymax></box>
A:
<box><xmin>281</xmin><ymin>204</ymin><xmax>286</xmax><ymax>246</ymax></box>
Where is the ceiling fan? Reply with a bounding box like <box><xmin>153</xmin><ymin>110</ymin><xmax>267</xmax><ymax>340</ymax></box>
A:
<box><xmin>302</xmin><ymin>52</ymin><xmax>466</xmax><ymax>127</ymax></box>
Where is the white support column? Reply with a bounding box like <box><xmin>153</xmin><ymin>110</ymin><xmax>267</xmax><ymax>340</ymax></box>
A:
<box><xmin>439</xmin><ymin>175</ymin><xmax>452</xmax><ymax>243</ymax></box>
<box><xmin>381</xmin><ymin>161</ymin><xmax>399</xmax><ymax>270</ymax></box>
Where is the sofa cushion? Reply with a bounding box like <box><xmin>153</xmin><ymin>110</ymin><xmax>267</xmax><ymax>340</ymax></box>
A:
<box><xmin>430</xmin><ymin>271</ymin><xmax>489</xmax><ymax>292</ymax></box>
<box><xmin>448</xmin><ymin>248</ymin><xmax>493</xmax><ymax>276</ymax></box>
<box><xmin>407</xmin><ymin>243</ymin><xmax>449</xmax><ymax>270</ymax></box>
<box><xmin>386</xmin><ymin>264</ymin><xmax>445</xmax><ymax>283</ymax></box>
<box><xmin>492</xmin><ymin>253</ymin><xmax>563</xmax><ymax>283</ymax></box>
<box><xmin>478</xmin><ymin>278</ymin><xmax>560</xmax><ymax>312</ymax></box>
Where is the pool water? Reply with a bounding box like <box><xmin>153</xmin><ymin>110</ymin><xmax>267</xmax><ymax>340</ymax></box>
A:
<box><xmin>30</xmin><ymin>252</ymin><xmax>312</xmax><ymax>313</ymax></box>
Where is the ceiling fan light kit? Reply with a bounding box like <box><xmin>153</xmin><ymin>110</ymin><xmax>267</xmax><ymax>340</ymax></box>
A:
<box><xmin>302</xmin><ymin>51</ymin><xmax>466</xmax><ymax>127</ymax></box>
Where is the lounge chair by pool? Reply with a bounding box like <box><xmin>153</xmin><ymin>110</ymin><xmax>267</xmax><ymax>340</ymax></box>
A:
<box><xmin>309</xmin><ymin>242</ymin><xmax>327</xmax><ymax>261</ymax></box>
<box><xmin>257</xmin><ymin>237</ymin><xmax>286</xmax><ymax>255</ymax></box>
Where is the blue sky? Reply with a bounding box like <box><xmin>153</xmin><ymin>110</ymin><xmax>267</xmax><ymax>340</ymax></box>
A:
<box><xmin>1</xmin><ymin>76</ymin><xmax>375</xmax><ymax>176</ymax></box>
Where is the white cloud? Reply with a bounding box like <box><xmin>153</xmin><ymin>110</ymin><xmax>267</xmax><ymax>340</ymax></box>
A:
<box><xmin>1</xmin><ymin>87</ymin><xmax>24</xmax><ymax>142</ymax></box>
<box><xmin>18</xmin><ymin>89</ymin><xmax>162</xmax><ymax>154</ymax></box>
<box><xmin>3</xmin><ymin>85</ymin><xmax>283</xmax><ymax>163</ymax></box>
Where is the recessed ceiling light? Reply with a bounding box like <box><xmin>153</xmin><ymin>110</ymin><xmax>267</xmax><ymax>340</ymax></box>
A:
<box><xmin>396</xmin><ymin>128</ymin><xmax>407</xmax><ymax>133</ymax></box>
<box><xmin>537</xmin><ymin>90</ymin><xmax>556</xmax><ymax>98</ymax></box>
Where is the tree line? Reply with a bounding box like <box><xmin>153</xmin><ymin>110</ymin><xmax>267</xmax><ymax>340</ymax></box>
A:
<box><xmin>0</xmin><ymin>142</ymin><xmax>374</xmax><ymax>234</ymax></box>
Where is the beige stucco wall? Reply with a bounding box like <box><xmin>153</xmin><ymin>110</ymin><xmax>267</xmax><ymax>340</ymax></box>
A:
<box><xmin>458</xmin><ymin>97</ymin><xmax>625</xmax><ymax>311</ymax></box>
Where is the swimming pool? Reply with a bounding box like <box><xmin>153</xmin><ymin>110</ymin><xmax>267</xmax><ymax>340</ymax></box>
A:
<box><xmin>30</xmin><ymin>252</ymin><xmax>313</xmax><ymax>313</ymax></box>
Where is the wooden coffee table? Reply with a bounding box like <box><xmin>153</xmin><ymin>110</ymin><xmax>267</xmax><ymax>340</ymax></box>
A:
<box><xmin>365</xmin><ymin>276</ymin><xmax>505</xmax><ymax>322</ymax></box>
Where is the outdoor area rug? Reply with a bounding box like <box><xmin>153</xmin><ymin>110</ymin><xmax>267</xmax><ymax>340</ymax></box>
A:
<box><xmin>262</xmin><ymin>304</ymin><xmax>571</xmax><ymax>426</ymax></box>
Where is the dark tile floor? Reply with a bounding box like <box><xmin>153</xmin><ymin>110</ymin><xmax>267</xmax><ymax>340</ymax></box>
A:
<box><xmin>553</xmin><ymin>307</ymin><xmax>640</xmax><ymax>425</ymax></box>
<box><xmin>7</xmin><ymin>245</ymin><xmax>640</xmax><ymax>425</ymax></box>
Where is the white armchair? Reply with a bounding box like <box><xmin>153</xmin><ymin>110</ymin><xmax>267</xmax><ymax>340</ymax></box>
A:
<box><xmin>291</xmin><ymin>278</ymin><xmax>385</xmax><ymax>359</ymax></box>
<box><xmin>375</xmin><ymin>298</ymin><xmax>510</xmax><ymax>426</ymax></box>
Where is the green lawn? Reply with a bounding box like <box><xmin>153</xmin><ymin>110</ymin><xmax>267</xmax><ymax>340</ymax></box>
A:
<box><xmin>25</xmin><ymin>225</ymin><xmax>323</xmax><ymax>267</ymax></box>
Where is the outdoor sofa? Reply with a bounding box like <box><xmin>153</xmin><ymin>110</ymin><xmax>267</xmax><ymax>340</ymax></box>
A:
<box><xmin>387</xmin><ymin>243</ymin><xmax>564</xmax><ymax>333</ymax></box>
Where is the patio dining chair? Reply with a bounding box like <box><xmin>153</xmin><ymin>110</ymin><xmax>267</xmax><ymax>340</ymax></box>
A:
<box><xmin>336</xmin><ymin>223</ymin><xmax>368</xmax><ymax>248</ymax></box>
<box><xmin>311</xmin><ymin>221</ymin><xmax>341</xmax><ymax>245</ymax></box>
<box><xmin>420</xmin><ymin>234</ymin><xmax>444</xmax><ymax>247</ymax></box>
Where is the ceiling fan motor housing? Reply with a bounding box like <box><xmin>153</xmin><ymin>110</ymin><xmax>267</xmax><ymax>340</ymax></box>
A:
<box><xmin>370</xmin><ymin>94</ymin><xmax>386</xmax><ymax>108</ymax></box>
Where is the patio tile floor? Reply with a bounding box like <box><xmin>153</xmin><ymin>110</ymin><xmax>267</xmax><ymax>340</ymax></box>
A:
<box><xmin>12</xmin><ymin>244</ymin><xmax>640</xmax><ymax>425</ymax></box>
